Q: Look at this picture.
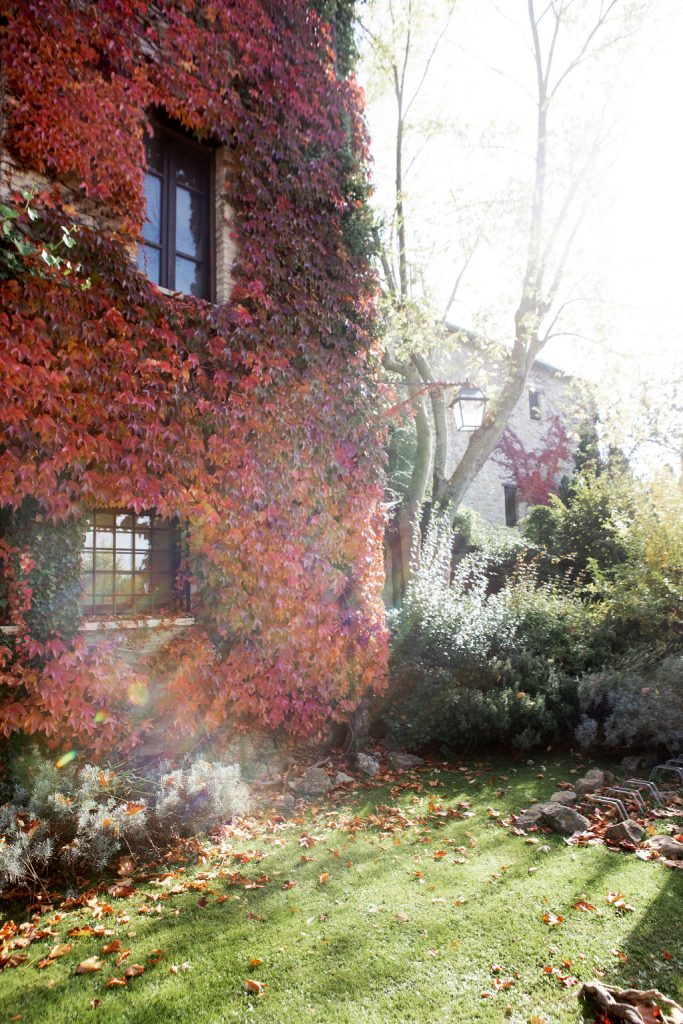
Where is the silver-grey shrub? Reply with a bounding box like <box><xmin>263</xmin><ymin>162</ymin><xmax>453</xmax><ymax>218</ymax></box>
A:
<box><xmin>576</xmin><ymin>656</ymin><xmax>683</xmax><ymax>753</ymax></box>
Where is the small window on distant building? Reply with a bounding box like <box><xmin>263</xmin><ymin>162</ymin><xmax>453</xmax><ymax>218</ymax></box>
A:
<box><xmin>81</xmin><ymin>511</ymin><xmax>183</xmax><ymax>618</ymax></box>
<box><xmin>503</xmin><ymin>484</ymin><xmax>519</xmax><ymax>527</ymax></box>
<box><xmin>529</xmin><ymin>390</ymin><xmax>542</xmax><ymax>420</ymax></box>
<box><xmin>137</xmin><ymin>120</ymin><xmax>213</xmax><ymax>300</ymax></box>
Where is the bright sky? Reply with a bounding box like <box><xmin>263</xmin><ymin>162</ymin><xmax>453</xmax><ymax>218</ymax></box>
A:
<box><xmin>358</xmin><ymin>0</ymin><xmax>683</xmax><ymax>391</ymax></box>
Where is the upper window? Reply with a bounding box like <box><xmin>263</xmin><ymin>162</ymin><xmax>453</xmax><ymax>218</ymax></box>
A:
<box><xmin>137</xmin><ymin>121</ymin><xmax>213</xmax><ymax>300</ymax></box>
<box><xmin>529</xmin><ymin>390</ymin><xmax>542</xmax><ymax>421</ymax></box>
<box><xmin>81</xmin><ymin>511</ymin><xmax>183</xmax><ymax>618</ymax></box>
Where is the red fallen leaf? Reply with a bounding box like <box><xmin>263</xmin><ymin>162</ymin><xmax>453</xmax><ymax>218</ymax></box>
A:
<box><xmin>433</xmin><ymin>850</ymin><xmax>447</xmax><ymax>860</ymax></box>
<box><xmin>90</xmin><ymin>999</ymin><xmax>101</xmax><ymax>1010</ymax></box>
<box><xmin>300</xmin><ymin>855</ymin><xmax>314</xmax><ymax>863</ymax></box>
<box><xmin>480</xmin><ymin>991</ymin><xmax>495</xmax><ymax>998</ymax></box>
<box><xmin>76</xmin><ymin>956</ymin><xmax>103</xmax><ymax>974</ymax></box>
<box><xmin>574</xmin><ymin>900</ymin><xmax>596</xmax><ymax>912</ymax></box>
<box><xmin>36</xmin><ymin>958</ymin><xmax>53</xmax><ymax>969</ymax></box>
<box><xmin>67</xmin><ymin>926</ymin><xmax>96</xmax><ymax>938</ymax></box>
<box><xmin>124</xmin><ymin>964</ymin><xmax>145</xmax><ymax>979</ymax></box>
<box><xmin>248</xmin><ymin>958</ymin><xmax>263</xmax><ymax>968</ymax></box>
<box><xmin>282</xmin><ymin>880</ymin><xmax>297</xmax><ymax>890</ymax></box>
<box><xmin>124</xmin><ymin>802</ymin><xmax>145</xmax><ymax>816</ymax></box>
<box><xmin>197</xmin><ymin>897</ymin><xmax>208</xmax><ymax>908</ymax></box>
<box><xmin>541</xmin><ymin>913</ymin><xmax>564</xmax><ymax>926</ymax></box>
<box><xmin>101</xmin><ymin>940</ymin><xmax>122</xmax><ymax>955</ymax></box>
<box><xmin>662</xmin><ymin>950</ymin><xmax>673</xmax><ymax>960</ymax></box>
<box><xmin>115</xmin><ymin>951</ymin><xmax>131</xmax><ymax>965</ymax></box>
<box><xmin>318</xmin><ymin>872</ymin><xmax>330</xmax><ymax>884</ymax></box>
<box><xmin>299</xmin><ymin>835</ymin><xmax>317</xmax><ymax>848</ymax></box>
<box><xmin>494</xmin><ymin>978</ymin><xmax>514</xmax><ymax>990</ymax></box>
<box><xmin>612</xmin><ymin>949</ymin><xmax>628</xmax><ymax>961</ymax></box>
<box><xmin>105</xmin><ymin>976</ymin><xmax>127</xmax><ymax>988</ymax></box>
<box><xmin>243</xmin><ymin>978</ymin><xmax>267</xmax><ymax>995</ymax></box>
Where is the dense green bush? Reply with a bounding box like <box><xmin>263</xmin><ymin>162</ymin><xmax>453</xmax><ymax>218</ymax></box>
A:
<box><xmin>383</xmin><ymin>518</ymin><xmax>599</xmax><ymax>752</ymax></box>
<box><xmin>523</xmin><ymin>466</ymin><xmax>637</xmax><ymax>585</ymax></box>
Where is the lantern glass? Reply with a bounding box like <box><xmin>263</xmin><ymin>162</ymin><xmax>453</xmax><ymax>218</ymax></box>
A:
<box><xmin>451</xmin><ymin>384</ymin><xmax>487</xmax><ymax>431</ymax></box>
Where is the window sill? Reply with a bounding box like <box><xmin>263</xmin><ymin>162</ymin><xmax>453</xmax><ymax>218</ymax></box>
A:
<box><xmin>0</xmin><ymin>616</ymin><xmax>195</xmax><ymax>635</ymax></box>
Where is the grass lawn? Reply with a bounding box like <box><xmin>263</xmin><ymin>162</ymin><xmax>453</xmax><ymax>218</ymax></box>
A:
<box><xmin>0</xmin><ymin>756</ymin><xmax>681</xmax><ymax>1024</ymax></box>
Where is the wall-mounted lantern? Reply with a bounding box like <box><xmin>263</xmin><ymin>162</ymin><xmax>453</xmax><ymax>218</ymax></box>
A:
<box><xmin>449</xmin><ymin>382</ymin><xmax>488</xmax><ymax>432</ymax></box>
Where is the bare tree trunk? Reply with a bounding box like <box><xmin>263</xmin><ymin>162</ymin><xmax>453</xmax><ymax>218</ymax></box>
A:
<box><xmin>398</xmin><ymin>361</ymin><xmax>433</xmax><ymax>581</ymax></box>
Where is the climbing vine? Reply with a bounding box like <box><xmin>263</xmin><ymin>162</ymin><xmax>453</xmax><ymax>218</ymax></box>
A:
<box><xmin>0</xmin><ymin>0</ymin><xmax>388</xmax><ymax>755</ymax></box>
<box><xmin>493</xmin><ymin>415</ymin><xmax>573</xmax><ymax>508</ymax></box>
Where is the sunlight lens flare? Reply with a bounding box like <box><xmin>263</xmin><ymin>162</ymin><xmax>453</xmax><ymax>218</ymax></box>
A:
<box><xmin>55</xmin><ymin>750</ymin><xmax>78</xmax><ymax>769</ymax></box>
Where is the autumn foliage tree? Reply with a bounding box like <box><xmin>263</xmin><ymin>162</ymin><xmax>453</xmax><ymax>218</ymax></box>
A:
<box><xmin>0</xmin><ymin>0</ymin><xmax>388</xmax><ymax>756</ymax></box>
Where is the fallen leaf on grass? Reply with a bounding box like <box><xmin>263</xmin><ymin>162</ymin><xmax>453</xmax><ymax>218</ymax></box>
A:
<box><xmin>606</xmin><ymin>892</ymin><xmax>635</xmax><ymax>912</ymax></box>
<box><xmin>541</xmin><ymin>912</ymin><xmax>564</xmax><ymax>926</ymax></box>
<box><xmin>248</xmin><ymin>958</ymin><xmax>263</xmax><ymax>968</ymax></box>
<box><xmin>243</xmin><ymin>978</ymin><xmax>267</xmax><ymax>995</ymax></box>
<box><xmin>394</xmin><ymin>912</ymin><xmax>409</xmax><ymax>923</ymax></box>
<box><xmin>90</xmin><ymin>999</ymin><xmax>101</xmax><ymax>1010</ymax></box>
<box><xmin>48</xmin><ymin>943</ymin><xmax>74</xmax><ymax>960</ymax></box>
<box><xmin>101</xmin><ymin>940</ymin><xmax>122</xmax><ymax>955</ymax></box>
<box><xmin>169</xmin><ymin>962</ymin><xmax>192</xmax><ymax>974</ymax></box>
<box><xmin>574</xmin><ymin>900</ymin><xmax>596</xmax><ymax>912</ymax></box>
<box><xmin>76</xmin><ymin>957</ymin><xmax>103</xmax><ymax>974</ymax></box>
<box><xmin>318</xmin><ymin>873</ymin><xmax>330</xmax><ymax>885</ymax></box>
<box><xmin>105</xmin><ymin>976</ymin><xmax>127</xmax><ymax>988</ymax></box>
<box><xmin>123</xmin><ymin>964</ymin><xmax>145</xmax><ymax>978</ymax></box>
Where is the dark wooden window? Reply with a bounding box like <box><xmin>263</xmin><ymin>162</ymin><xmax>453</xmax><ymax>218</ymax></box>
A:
<box><xmin>529</xmin><ymin>390</ymin><xmax>542</xmax><ymax>420</ymax></box>
<box><xmin>81</xmin><ymin>511</ymin><xmax>183</xmax><ymax>617</ymax></box>
<box><xmin>503</xmin><ymin>484</ymin><xmax>519</xmax><ymax>527</ymax></box>
<box><xmin>137</xmin><ymin>121</ymin><xmax>213</xmax><ymax>299</ymax></box>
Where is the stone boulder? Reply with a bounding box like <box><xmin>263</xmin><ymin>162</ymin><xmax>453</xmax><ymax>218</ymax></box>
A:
<box><xmin>516</xmin><ymin>800</ymin><xmax>589</xmax><ymax>836</ymax></box>
<box><xmin>515</xmin><ymin>803</ymin><xmax>548</xmax><ymax>831</ymax></box>
<box><xmin>289</xmin><ymin>767</ymin><xmax>331</xmax><ymax>797</ymax></box>
<box><xmin>541</xmin><ymin>803</ymin><xmax>590</xmax><ymax>836</ymax></box>
<box><xmin>644</xmin><ymin>835</ymin><xmax>683</xmax><ymax>858</ymax></box>
<box><xmin>604</xmin><ymin>820</ymin><xmax>646</xmax><ymax>844</ymax></box>
<box><xmin>574</xmin><ymin>769</ymin><xmax>606</xmax><ymax>798</ymax></box>
<box><xmin>386</xmin><ymin>752</ymin><xmax>425</xmax><ymax>771</ymax></box>
<box><xmin>354</xmin><ymin>753</ymin><xmax>381</xmax><ymax>777</ymax></box>
<box><xmin>550</xmin><ymin>791</ymin><xmax>576</xmax><ymax>806</ymax></box>
<box><xmin>333</xmin><ymin>771</ymin><xmax>354</xmax><ymax>786</ymax></box>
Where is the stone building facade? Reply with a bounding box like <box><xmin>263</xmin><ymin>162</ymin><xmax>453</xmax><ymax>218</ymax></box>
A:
<box><xmin>438</xmin><ymin>342</ymin><xmax>578</xmax><ymax>527</ymax></box>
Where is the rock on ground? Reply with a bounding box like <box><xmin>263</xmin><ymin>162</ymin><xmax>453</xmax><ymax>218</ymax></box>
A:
<box><xmin>354</xmin><ymin>753</ymin><xmax>381</xmax><ymax>777</ymax></box>
<box><xmin>574</xmin><ymin>769</ymin><xmax>607</xmax><ymax>798</ymax></box>
<box><xmin>549</xmin><ymin>791</ymin><xmax>576</xmax><ymax>806</ymax></box>
<box><xmin>386</xmin><ymin>752</ymin><xmax>425</xmax><ymax>770</ymax></box>
<box><xmin>333</xmin><ymin>771</ymin><xmax>354</xmax><ymax>786</ymax></box>
<box><xmin>644</xmin><ymin>834</ymin><xmax>683</xmax><ymax>858</ymax></box>
<box><xmin>542</xmin><ymin>803</ymin><xmax>590</xmax><ymax>836</ymax></box>
<box><xmin>516</xmin><ymin>801</ymin><xmax>589</xmax><ymax>836</ymax></box>
<box><xmin>289</xmin><ymin>767</ymin><xmax>331</xmax><ymax>797</ymax></box>
<box><xmin>604</xmin><ymin>820</ymin><xmax>646</xmax><ymax>844</ymax></box>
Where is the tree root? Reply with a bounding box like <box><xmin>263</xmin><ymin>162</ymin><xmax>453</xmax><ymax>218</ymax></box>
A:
<box><xmin>580</xmin><ymin>981</ymin><xmax>683</xmax><ymax>1024</ymax></box>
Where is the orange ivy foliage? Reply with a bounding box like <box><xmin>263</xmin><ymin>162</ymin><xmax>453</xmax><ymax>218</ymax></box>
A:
<box><xmin>0</xmin><ymin>0</ymin><xmax>388</xmax><ymax>753</ymax></box>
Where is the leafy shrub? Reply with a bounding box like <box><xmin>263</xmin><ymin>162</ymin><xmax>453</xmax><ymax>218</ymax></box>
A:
<box><xmin>523</xmin><ymin>466</ymin><xmax>637</xmax><ymax>585</ymax></box>
<box><xmin>0</xmin><ymin>755</ymin><xmax>249</xmax><ymax>890</ymax></box>
<box><xmin>576</xmin><ymin>656</ymin><xmax>683</xmax><ymax>754</ymax></box>
<box><xmin>383</xmin><ymin>518</ymin><xmax>598</xmax><ymax>752</ymax></box>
